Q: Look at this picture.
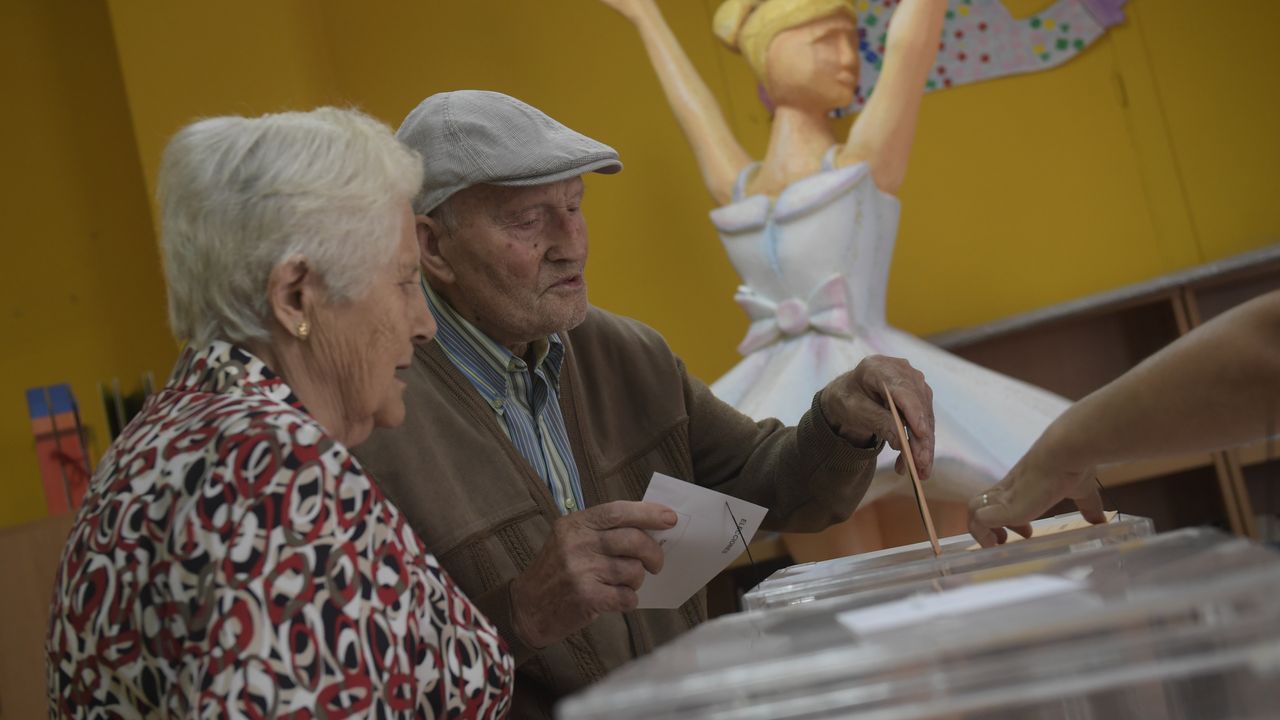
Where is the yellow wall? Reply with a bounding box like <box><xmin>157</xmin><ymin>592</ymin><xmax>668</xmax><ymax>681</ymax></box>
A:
<box><xmin>3</xmin><ymin>0</ymin><xmax>1277</xmax><ymax>527</ymax></box>
<box><xmin>0</xmin><ymin>1</ymin><xmax>175</xmax><ymax>527</ymax></box>
<box><xmin>1133</xmin><ymin>0</ymin><xmax>1280</xmax><ymax>260</ymax></box>
<box><xmin>105</xmin><ymin>0</ymin><xmax>337</xmax><ymax>204</ymax></box>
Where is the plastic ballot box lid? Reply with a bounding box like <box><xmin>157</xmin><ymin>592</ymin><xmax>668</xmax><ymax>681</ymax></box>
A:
<box><xmin>744</xmin><ymin>511</ymin><xmax>1154</xmax><ymax>611</ymax></box>
<box><xmin>558</xmin><ymin>528</ymin><xmax>1280</xmax><ymax>720</ymax></box>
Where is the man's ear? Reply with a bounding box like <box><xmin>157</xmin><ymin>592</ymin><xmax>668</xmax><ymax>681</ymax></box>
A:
<box><xmin>265</xmin><ymin>254</ymin><xmax>313</xmax><ymax>339</ymax></box>
<box><xmin>417</xmin><ymin>214</ymin><xmax>456</xmax><ymax>285</ymax></box>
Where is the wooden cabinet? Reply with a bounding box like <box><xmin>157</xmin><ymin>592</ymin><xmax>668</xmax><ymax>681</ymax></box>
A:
<box><xmin>931</xmin><ymin>245</ymin><xmax>1280</xmax><ymax>538</ymax></box>
<box><xmin>0</xmin><ymin>512</ymin><xmax>73</xmax><ymax>719</ymax></box>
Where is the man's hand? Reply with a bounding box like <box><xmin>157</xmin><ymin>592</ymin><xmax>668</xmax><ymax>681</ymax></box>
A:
<box><xmin>819</xmin><ymin>355</ymin><xmax>935</xmax><ymax>480</ymax></box>
<box><xmin>510</xmin><ymin>500</ymin><xmax>676</xmax><ymax>649</ymax></box>
<box><xmin>968</xmin><ymin>436</ymin><xmax>1108</xmax><ymax>548</ymax></box>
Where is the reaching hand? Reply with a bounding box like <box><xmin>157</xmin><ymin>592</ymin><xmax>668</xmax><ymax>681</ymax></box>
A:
<box><xmin>510</xmin><ymin>500</ymin><xmax>676</xmax><ymax>649</ymax></box>
<box><xmin>968</xmin><ymin>440</ymin><xmax>1107</xmax><ymax>548</ymax></box>
<box><xmin>820</xmin><ymin>355</ymin><xmax>936</xmax><ymax>480</ymax></box>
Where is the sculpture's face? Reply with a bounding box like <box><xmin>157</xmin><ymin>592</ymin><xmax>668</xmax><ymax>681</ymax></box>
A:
<box><xmin>764</xmin><ymin>12</ymin><xmax>859</xmax><ymax>112</ymax></box>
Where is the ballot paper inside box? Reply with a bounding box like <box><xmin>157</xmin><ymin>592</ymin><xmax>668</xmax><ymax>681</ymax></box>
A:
<box><xmin>557</xmin><ymin>527</ymin><xmax>1280</xmax><ymax>720</ymax></box>
<box><xmin>743</xmin><ymin>510</ymin><xmax>1154</xmax><ymax>611</ymax></box>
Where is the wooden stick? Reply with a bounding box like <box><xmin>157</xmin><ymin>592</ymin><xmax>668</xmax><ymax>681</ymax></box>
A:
<box><xmin>882</xmin><ymin>382</ymin><xmax>940</xmax><ymax>556</ymax></box>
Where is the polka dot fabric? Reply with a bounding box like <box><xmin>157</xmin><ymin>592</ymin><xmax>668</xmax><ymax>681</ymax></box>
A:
<box><xmin>46</xmin><ymin>341</ymin><xmax>513</xmax><ymax>718</ymax></box>
<box><xmin>844</xmin><ymin>0</ymin><xmax>1127</xmax><ymax>112</ymax></box>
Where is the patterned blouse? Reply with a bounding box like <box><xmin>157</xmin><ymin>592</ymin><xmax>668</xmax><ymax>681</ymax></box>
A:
<box><xmin>47</xmin><ymin>342</ymin><xmax>512</xmax><ymax>718</ymax></box>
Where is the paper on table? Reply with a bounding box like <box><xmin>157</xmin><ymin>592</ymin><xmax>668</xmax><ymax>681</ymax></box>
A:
<box><xmin>637</xmin><ymin>472</ymin><xmax>768</xmax><ymax>609</ymax></box>
<box><xmin>836</xmin><ymin>574</ymin><xmax>1085</xmax><ymax>636</ymax></box>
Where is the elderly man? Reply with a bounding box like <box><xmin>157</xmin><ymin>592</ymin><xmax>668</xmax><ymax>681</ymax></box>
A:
<box><xmin>354</xmin><ymin>90</ymin><xmax>934</xmax><ymax>718</ymax></box>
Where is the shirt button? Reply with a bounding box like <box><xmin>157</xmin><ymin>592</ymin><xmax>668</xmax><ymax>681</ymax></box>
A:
<box><xmin>564</xmin><ymin>497</ymin><xmax>577</xmax><ymax>510</ymax></box>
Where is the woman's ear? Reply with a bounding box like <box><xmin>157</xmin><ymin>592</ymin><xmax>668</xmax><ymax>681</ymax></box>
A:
<box><xmin>266</xmin><ymin>254</ymin><xmax>313</xmax><ymax>339</ymax></box>
<box><xmin>417</xmin><ymin>214</ymin><xmax>456</xmax><ymax>285</ymax></box>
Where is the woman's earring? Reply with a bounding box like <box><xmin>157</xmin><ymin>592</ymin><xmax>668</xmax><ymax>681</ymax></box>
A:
<box><xmin>296</xmin><ymin>320</ymin><xmax>310</xmax><ymax>340</ymax></box>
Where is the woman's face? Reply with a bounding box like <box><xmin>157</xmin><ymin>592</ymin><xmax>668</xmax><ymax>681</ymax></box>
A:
<box><xmin>311</xmin><ymin>201</ymin><xmax>434</xmax><ymax>442</ymax></box>
<box><xmin>764</xmin><ymin>13</ymin><xmax>859</xmax><ymax>112</ymax></box>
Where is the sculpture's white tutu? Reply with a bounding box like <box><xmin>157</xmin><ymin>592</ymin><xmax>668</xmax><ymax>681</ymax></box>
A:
<box><xmin>710</xmin><ymin>158</ymin><xmax>1069</xmax><ymax>503</ymax></box>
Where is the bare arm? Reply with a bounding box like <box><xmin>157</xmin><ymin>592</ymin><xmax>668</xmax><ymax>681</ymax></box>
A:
<box><xmin>971</xmin><ymin>289</ymin><xmax>1280</xmax><ymax>545</ymax></box>
<box><xmin>839</xmin><ymin>0</ymin><xmax>947</xmax><ymax>194</ymax></box>
<box><xmin>602</xmin><ymin>0</ymin><xmax>752</xmax><ymax>204</ymax></box>
<box><xmin>1044</xmin><ymin>290</ymin><xmax>1280</xmax><ymax>467</ymax></box>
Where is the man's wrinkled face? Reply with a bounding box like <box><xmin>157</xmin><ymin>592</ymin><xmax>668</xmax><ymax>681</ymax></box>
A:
<box><xmin>431</xmin><ymin>177</ymin><xmax>589</xmax><ymax>349</ymax></box>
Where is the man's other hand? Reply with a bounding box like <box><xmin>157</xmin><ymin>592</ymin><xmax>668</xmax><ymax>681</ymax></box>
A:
<box><xmin>510</xmin><ymin>500</ymin><xmax>676</xmax><ymax>649</ymax></box>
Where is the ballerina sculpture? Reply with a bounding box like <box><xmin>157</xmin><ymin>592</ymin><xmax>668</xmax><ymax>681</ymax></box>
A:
<box><xmin>601</xmin><ymin>0</ymin><xmax>1071</xmax><ymax>558</ymax></box>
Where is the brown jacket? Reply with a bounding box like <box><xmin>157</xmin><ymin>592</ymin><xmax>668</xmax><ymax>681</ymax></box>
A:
<box><xmin>353</xmin><ymin>307</ymin><xmax>878</xmax><ymax>718</ymax></box>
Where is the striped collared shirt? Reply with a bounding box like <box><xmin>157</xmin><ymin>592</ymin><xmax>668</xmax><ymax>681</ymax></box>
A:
<box><xmin>423</xmin><ymin>282</ymin><xmax>586</xmax><ymax>515</ymax></box>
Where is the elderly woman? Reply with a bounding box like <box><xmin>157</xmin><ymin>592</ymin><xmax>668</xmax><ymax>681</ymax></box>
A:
<box><xmin>46</xmin><ymin>108</ymin><xmax>513</xmax><ymax>717</ymax></box>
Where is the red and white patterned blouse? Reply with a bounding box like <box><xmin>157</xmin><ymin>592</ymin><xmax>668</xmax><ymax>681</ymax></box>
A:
<box><xmin>47</xmin><ymin>341</ymin><xmax>513</xmax><ymax>718</ymax></box>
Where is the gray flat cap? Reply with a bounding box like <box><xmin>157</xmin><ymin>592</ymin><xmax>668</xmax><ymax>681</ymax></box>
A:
<box><xmin>397</xmin><ymin>90</ymin><xmax>622</xmax><ymax>214</ymax></box>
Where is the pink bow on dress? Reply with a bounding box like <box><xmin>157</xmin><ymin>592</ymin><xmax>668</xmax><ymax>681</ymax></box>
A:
<box><xmin>734</xmin><ymin>274</ymin><xmax>855</xmax><ymax>355</ymax></box>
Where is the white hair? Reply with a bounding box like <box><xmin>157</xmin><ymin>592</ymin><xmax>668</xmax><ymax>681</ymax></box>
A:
<box><xmin>158</xmin><ymin>107</ymin><xmax>423</xmax><ymax>346</ymax></box>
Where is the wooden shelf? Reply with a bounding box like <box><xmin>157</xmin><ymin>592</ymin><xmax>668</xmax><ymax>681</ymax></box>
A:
<box><xmin>1234</xmin><ymin>438</ymin><xmax>1280</xmax><ymax>468</ymax></box>
<box><xmin>930</xmin><ymin>245</ymin><xmax>1280</xmax><ymax>351</ymax></box>
<box><xmin>1099</xmin><ymin>452</ymin><xmax>1215</xmax><ymax>488</ymax></box>
<box><xmin>0</xmin><ymin>512</ymin><xmax>75</xmax><ymax>719</ymax></box>
<box><xmin>932</xmin><ymin>244</ymin><xmax>1280</xmax><ymax>540</ymax></box>
<box><xmin>1095</xmin><ymin>437</ymin><xmax>1269</xmax><ymax>482</ymax></box>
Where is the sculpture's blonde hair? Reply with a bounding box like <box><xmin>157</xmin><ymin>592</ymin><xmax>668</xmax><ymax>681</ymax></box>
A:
<box><xmin>713</xmin><ymin>0</ymin><xmax>856</xmax><ymax>81</ymax></box>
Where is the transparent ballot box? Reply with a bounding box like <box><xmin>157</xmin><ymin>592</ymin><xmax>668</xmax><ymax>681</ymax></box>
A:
<box><xmin>744</xmin><ymin>511</ymin><xmax>1154</xmax><ymax>611</ymax></box>
<box><xmin>558</xmin><ymin>528</ymin><xmax>1280</xmax><ymax>720</ymax></box>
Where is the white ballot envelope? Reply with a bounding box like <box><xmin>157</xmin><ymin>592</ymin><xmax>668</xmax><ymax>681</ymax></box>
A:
<box><xmin>637</xmin><ymin>472</ymin><xmax>768</xmax><ymax>609</ymax></box>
